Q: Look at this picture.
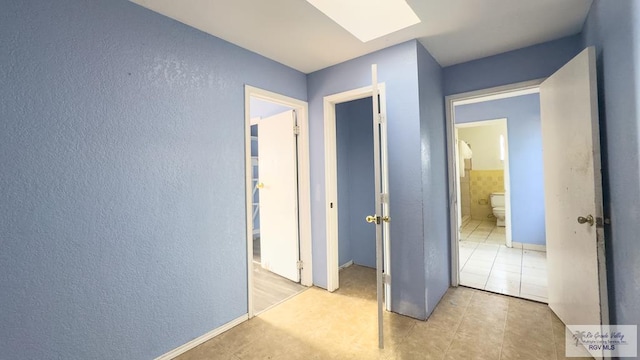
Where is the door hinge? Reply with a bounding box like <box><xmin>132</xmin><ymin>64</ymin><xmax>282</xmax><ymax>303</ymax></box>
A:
<box><xmin>596</xmin><ymin>217</ymin><xmax>610</xmax><ymax>228</ymax></box>
<box><xmin>296</xmin><ymin>260</ymin><xmax>304</xmax><ymax>270</ymax></box>
<box><xmin>383</xmin><ymin>273</ymin><xmax>391</xmax><ymax>285</ymax></box>
<box><xmin>377</xmin><ymin>114</ymin><xmax>384</xmax><ymax>125</ymax></box>
<box><xmin>293</xmin><ymin>125</ymin><xmax>300</xmax><ymax>136</ymax></box>
<box><xmin>380</xmin><ymin>193</ymin><xmax>389</xmax><ymax>204</ymax></box>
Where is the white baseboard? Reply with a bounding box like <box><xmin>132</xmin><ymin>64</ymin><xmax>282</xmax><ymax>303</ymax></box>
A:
<box><xmin>155</xmin><ymin>314</ymin><xmax>248</xmax><ymax>360</ymax></box>
<box><xmin>339</xmin><ymin>260</ymin><xmax>354</xmax><ymax>270</ymax></box>
<box><xmin>511</xmin><ymin>242</ymin><xmax>546</xmax><ymax>252</ymax></box>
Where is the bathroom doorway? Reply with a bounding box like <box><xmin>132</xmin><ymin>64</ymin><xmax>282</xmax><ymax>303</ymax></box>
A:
<box><xmin>446</xmin><ymin>50</ymin><xmax>610</xmax><ymax>346</ymax></box>
<box><xmin>454</xmin><ymin>118</ymin><xmax>512</xmax><ymax>248</ymax></box>
<box><xmin>447</xmin><ymin>85</ymin><xmax>549</xmax><ymax>303</ymax></box>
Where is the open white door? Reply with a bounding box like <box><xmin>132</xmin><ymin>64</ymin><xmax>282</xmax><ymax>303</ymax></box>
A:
<box><xmin>258</xmin><ymin>110</ymin><xmax>300</xmax><ymax>282</ymax></box>
<box><xmin>540</xmin><ymin>46</ymin><xmax>608</xmax><ymax>355</ymax></box>
<box><xmin>364</xmin><ymin>64</ymin><xmax>390</xmax><ymax>349</ymax></box>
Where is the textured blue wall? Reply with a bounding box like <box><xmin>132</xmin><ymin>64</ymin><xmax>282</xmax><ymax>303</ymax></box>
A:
<box><xmin>336</xmin><ymin>98</ymin><xmax>376</xmax><ymax>268</ymax></box>
<box><xmin>0</xmin><ymin>0</ymin><xmax>306</xmax><ymax>359</ymax></box>
<box><xmin>582</xmin><ymin>0</ymin><xmax>640</xmax><ymax>333</ymax></box>
<box><xmin>443</xmin><ymin>35</ymin><xmax>583</xmax><ymax>95</ymax></box>
<box><xmin>417</xmin><ymin>43</ymin><xmax>449</xmax><ymax>317</ymax></box>
<box><xmin>455</xmin><ymin>95</ymin><xmax>546</xmax><ymax>246</ymax></box>
<box><xmin>307</xmin><ymin>41</ymin><xmax>429</xmax><ymax>319</ymax></box>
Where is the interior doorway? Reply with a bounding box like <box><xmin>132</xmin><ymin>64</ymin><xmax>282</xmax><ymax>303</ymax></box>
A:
<box><xmin>447</xmin><ymin>84</ymin><xmax>550</xmax><ymax>303</ymax></box>
<box><xmin>335</xmin><ymin>97</ymin><xmax>377</xmax><ymax>272</ymax></box>
<box><xmin>244</xmin><ymin>86</ymin><xmax>312</xmax><ymax>317</ymax></box>
<box><xmin>455</xmin><ymin>119</ymin><xmax>512</xmax><ymax>247</ymax></box>
<box><xmin>323</xmin><ymin>84</ymin><xmax>391</xmax><ymax>312</ymax></box>
<box><xmin>448</xmin><ymin>48</ymin><xmax>610</xmax><ymax>359</ymax></box>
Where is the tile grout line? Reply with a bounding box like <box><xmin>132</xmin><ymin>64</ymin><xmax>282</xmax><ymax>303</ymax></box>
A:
<box><xmin>518</xmin><ymin>247</ymin><xmax>524</xmax><ymax>298</ymax></box>
<box><xmin>460</xmin><ymin>221</ymin><xmax>507</xmax><ymax>291</ymax></box>
<box><xmin>482</xmin><ymin>245</ymin><xmax>500</xmax><ymax>290</ymax></box>
<box><xmin>383</xmin><ymin>321</ymin><xmax>417</xmax><ymax>357</ymax></box>
<box><xmin>459</xmin><ymin>241</ymin><xmax>476</xmax><ymax>271</ymax></box>
<box><xmin>497</xmin><ymin>297</ymin><xmax>510</xmax><ymax>360</ymax></box>
<box><xmin>550</xmin><ymin>313</ymin><xmax>564</xmax><ymax>360</ymax></box>
<box><xmin>549</xmin><ymin>313</ymin><xmax>560</xmax><ymax>360</ymax></box>
<box><xmin>441</xmin><ymin>290</ymin><xmax>475</xmax><ymax>359</ymax></box>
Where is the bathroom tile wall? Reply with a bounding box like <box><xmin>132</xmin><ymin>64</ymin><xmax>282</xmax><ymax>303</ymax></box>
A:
<box><xmin>469</xmin><ymin>170</ymin><xmax>504</xmax><ymax>221</ymax></box>
<box><xmin>460</xmin><ymin>159</ymin><xmax>472</xmax><ymax>218</ymax></box>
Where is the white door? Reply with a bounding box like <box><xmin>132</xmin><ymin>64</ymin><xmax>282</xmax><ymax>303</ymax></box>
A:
<box><xmin>540</xmin><ymin>46</ymin><xmax>608</xmax><ymax>336</ymax></box>
<box><xmin>258</xmin><ymin>110</ymin><xmax>300</xmax><ymax>282</ymax></box>
<box><xmin>365</xmin><ymin>64</ymin><xmax>390</xmax><ymax>349</ymax></box>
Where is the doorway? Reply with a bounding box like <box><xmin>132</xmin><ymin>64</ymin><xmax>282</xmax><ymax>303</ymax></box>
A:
<box><xmin>244</xmin><ymin>86</ymin><xmax>312</xmax><ymax>317</ymax></box>
<box><xmin>323</xmin><ymin>84</ymin><xmax>391</xmax><ymax>311</ymax></box>
<box><xmin>335</xmin><ymin>96</ymin><xmax>377</xmax><ymax>277</ymax></box>
<box><xmin>455</xmin><ymin>119</ymin><xmax>511</xmax><ymax>247</ymax></box>
<box><xmin>447</xmin><ymin>84</ymin><xmax>550</xmax><ymax>302</ymax></box>
<box><xmin>448</xmin><ymin>48</ymin><xmax>610</xmax><ymax>358</ymax></box>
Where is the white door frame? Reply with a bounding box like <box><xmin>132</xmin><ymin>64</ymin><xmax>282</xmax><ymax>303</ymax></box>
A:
<box><xmin>445</xmin><ymin>79</ymin><xmax>542</xmax><ymax>286</ymax></box>
<box><xmin>244</xmin><ymin>85</ymin><xmax>312</xmax><ymax>319</ymax></box>
<box><xmin>323</xmin><ymin>84</ymin><xmax>391</xmax><ymax>309</ymax></box>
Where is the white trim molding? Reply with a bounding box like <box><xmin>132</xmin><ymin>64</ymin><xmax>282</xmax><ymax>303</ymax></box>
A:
<box><xmin>512</xmin><ymin>242</ymin><xmax>547</xmax><ymax>252</ymax></box>
<box><xmin>339</xmin><ymin>260</ymin><xmax>354</xmax><ymax>270</ymax></box>
<box><xmin>154</xmin><ymin>314</ymin><xmax>248</xmax><ymax>360</ymax></box>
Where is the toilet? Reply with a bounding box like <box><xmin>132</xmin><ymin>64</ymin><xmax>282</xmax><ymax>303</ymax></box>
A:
<box><xmin>490</xmin><ymin>192</ymin><xmax>506</xmax><ymax>227</ymax></box>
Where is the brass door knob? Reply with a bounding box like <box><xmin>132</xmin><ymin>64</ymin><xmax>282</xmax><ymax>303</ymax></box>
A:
<box><xmin>366</xmin><ymin>215</ymin><xmax>379</xmax><ymax>224</ymax></box>
<box><xmin>257</xmin><ymin>182</ymin><xmax>264</xmax><ymax>189</ymax></box>
<box><xmin>577</xmin><ymin>215</ymin><xmax>594</xmax><ymax>226</ymax></box>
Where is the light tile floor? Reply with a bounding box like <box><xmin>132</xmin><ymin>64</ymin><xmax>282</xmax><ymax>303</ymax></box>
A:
<box><xmin>460</xmin><ymin>220</ymin><xmax>548</xmax><ymax>303</ymax></box>
<box><xmin>176</xmin><ymin>265</ymin><xmax>586</xmax><ymax>360</ymax></box>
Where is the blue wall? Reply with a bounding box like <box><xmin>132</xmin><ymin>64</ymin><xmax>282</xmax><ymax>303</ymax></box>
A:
<box><xmin>443</xmin><ymin>35</ymin><xmax>583</xmax><ymax>95</ymax></box>
<box><xmin>336</xmin><ymin>97</ymin><xmax>376</xmax><ymax>268</ymax></box>
<box><xmin>0</xmin><ymin>0</ymin><xmax>307</xmax><ymax>359</ymax></box>
<box><xmin>417</xmin><ymin>43</ymin><xmax>449</xmax><ymax>316</ymax></box>
<box><xmin>455</xmin><ymin>94</ymin><xmax>546</xmax><ymax>245</ymax></box>
<box><xmin>307</xmin><ymin>41</ymin><xmax>431</xmax><ymax>319</ymax></box>
<box><xmin>9</xmin><ymin>1</ymin><xmax>633</xmax><ymax>358</ymax></box>
<box><xmin>582</xmin><ymin>0</ymin><xmax>640</xmax><ymax>333</ymax></box>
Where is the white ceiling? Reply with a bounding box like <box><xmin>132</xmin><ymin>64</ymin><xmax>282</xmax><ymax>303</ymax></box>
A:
<box><xmin>130</xmin><ymin>0</ymin><xmax>593</xmax><ymax>74</ymax></box>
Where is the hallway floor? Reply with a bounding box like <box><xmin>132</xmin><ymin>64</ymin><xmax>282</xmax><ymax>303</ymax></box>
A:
<box><xmin>176</xmin><ymin>265</ymin><xmax>582</xmax><ymax>360</ymax></box>
<box><xmin>460</xmin><ymin>220</ymin><xmax>548</xmax><ymax>302</ymax></box>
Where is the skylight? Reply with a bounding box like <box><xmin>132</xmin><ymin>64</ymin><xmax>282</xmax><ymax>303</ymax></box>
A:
<box><xmin>305</xmin><ymin>0</ymin><xmax>421</xmax><ymax>42</ymax></box>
